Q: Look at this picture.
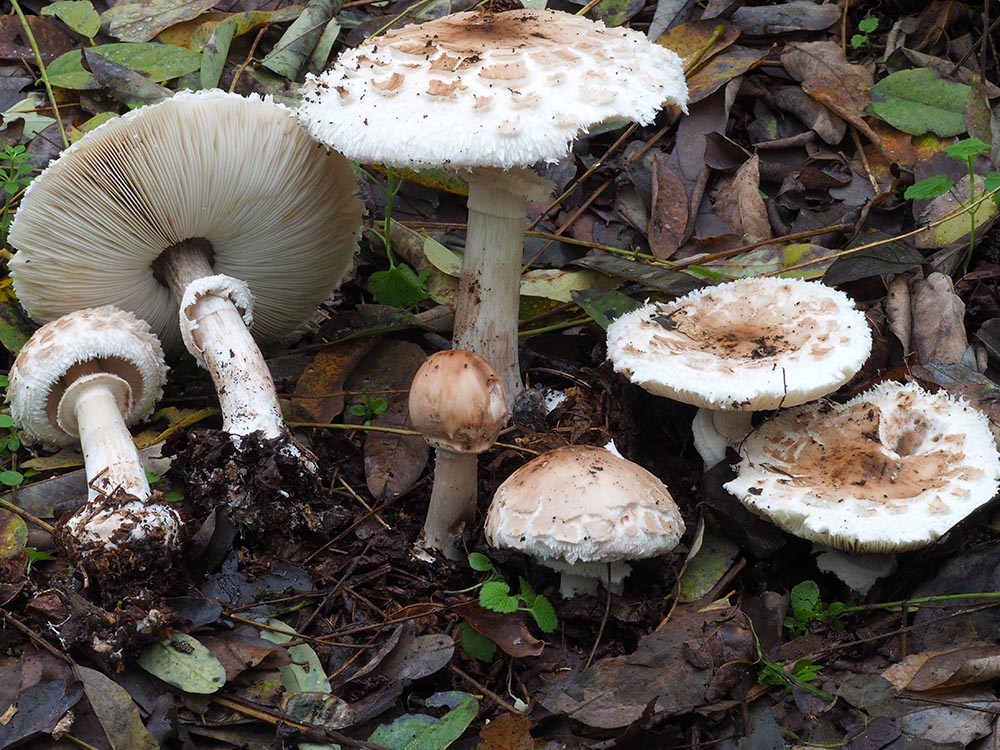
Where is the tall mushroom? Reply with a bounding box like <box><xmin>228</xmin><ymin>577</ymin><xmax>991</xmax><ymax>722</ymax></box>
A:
<box><xmin>485</xmin><ymin>445</ymin><xmax>685</xmax><ymax>597</ymax></box>
<box><xmin>298</xmin><ymin>8</ymin><xmax>688</xmax><ymax>403</ymax></box>
<box><xmin>409</xmin><ymin>350</ymin><xmax>507</xmax><ymax>559</ymax></box>
<box><xmin>8</xmin><ymin>89</ymin><xmax>363</xmax><ymax>521</ymax></box>
<box><xmin>606</xmin><ymin>277</ymin><xmax>873</xmax><ymax>467</ymax></box>
<box><xmin>6</xmin><ymin>306</ymin><xmax>179</xmax><ymax>595</ymax></box>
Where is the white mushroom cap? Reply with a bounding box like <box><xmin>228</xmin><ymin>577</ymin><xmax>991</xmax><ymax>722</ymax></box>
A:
<box><xmin>485</xmin><ymin>445</ymin><xmax>685</xmax><ymax>565</ymax></box>
<box><xmin>409</xmin><ymin>349</ymin><xmax>508</xmax><ymax>454</ymax></box>
<box><xmin>724</xmin><ymin>381</ymin><xmax>1000</xmax><ymax>553</ymax></box>
<box><xmin>298</xmin><ymin>9</ymin><xmax>687</xmax><ymax>170</ymax></box>
<box><xmin>7</xmin><ymin>306</ymin><xmax>168</xmax><ymax>448</ymax></box>
<box><xmin>606</xmin><ymin>277</ymin><xmax>872</xmax><ymax>411</ymax></box>
<box><xmin>8</xmin><ymin>89</ymin><xmax>362</xmax><ymax>353</ymax></box>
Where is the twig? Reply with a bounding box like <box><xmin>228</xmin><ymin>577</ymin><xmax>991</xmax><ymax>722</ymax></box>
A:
<box><xmin>449</xmin><ymin>663</ymin><xmax>520</xmax><ymax>713</ymax></box>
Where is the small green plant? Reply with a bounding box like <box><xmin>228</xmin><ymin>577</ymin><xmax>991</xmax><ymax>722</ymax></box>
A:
<box><xmin>904</xmin><ymin>137</ymin><xmax>1000</xmax><ymax>273</ymax></box>
<box><xmin>145</xmin><ymin>470</ymin><xmax>184</xmax><ymax>503</ymax></box>
<box><xmin>0</xmin><ymin>144</ymin><xmax>35</xmax><ymax>249</ymax></box>
<box><xmin>850</xmin><ymin>16</ymin><xmax>879</xmax><ymax>50</ymax></box>
<box><xmin>758</xmin><ymin>657</ymin><xmax>825</xmax><ymax>693</ymax></box>
<box><xmin>784</xmin><ymin>580</ymin><xmax>846</xmax><ymax>635</ymax></box>
<box><xmin>24</xmin><ymin>546</ymin><xmax>54</xmax><ymax>576</ymax></box>
<box><xmin>349</xmin><ymin>394</ymin><xmax>389</xmax><ymax>426</ymax></box>
<box><xmin>364</xmin><ymin>167</ymin><xmax>432</xmax><ymax>310</ymax></box>
<box><xmin>0</xmin><ymin>375</ymin><xmax>24</xmax><ymax>487</ymax></box>
<box><xmin>456</xmin><ymin>553</ymin><xmax>558</xmax><ymax>662</ymax></box>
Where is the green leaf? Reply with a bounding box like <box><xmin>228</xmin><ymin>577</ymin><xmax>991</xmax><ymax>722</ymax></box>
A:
<box><xmin>850</xmin><ymin>33</ymin><xmax>867</xmax><ymax>49</ymax></box>
<box><xmin>789</xmin><ymin>580</ymin><xmax>821</xmax><ymax>621</ymax></box>
<box><xmin>260</xmin><ymin>620</ymin><xmax>332</xmax><ymax>693</ymax></box>
<box><xmin>479</xmin><ymin>581</ymin><xmax>518</xmax><ymax>613</ymax></box>
<box><xmin>41</xmin><ymin>1</ymin><xmax>101</xmax><ymax>38</ymax></box>
<box><xmin>0</xmin><ymin>511</ymin><xmax>27</xmax><ymax>558</ymax></box>
<box><xmin>367</xmin><ymin>263</ymin><xmax>431</xmax><ymax>309</ymax></box>
<box><xmin>0</xmin><ymin>470</ymin><xmax>23</xmax><ymax>487</ymax></box>
<box><xmin>458</xmin><ymin>622</ymin><xmax>497</xmax><ymax>662</ymax></box>
<box><xmin>983</xmin><ymin>172</ymin><xmax>1000</xmax><ymax>200</ymax></box>
<box><xmin>867</xmin><ymin>68</ymin><xmax>971</xmax><ymax>137</ymax></box>
<box><xmin>0</xmin><ymin>414</ymin><xmax>14</xmax><ymax>429</ymax></box>
<box><xmin>47</xmin><ymin>43</ymin><xmax>202</xmax><ymax>90</ymax></box>
<box><xmin>944</xmin><ymin>137</ymin><xmax>990</xmax><ymax>161</ymax></box>
<box><xmin>136</xmin><ymin>633</ymin><xmax>227</xmax><ymax>694</ymax></box>
<box><xmin>368</xmin><ymin>691</ymin><xmax>479</xmax><ymax>750</ymax></box>
<box><xmin>260</xmin><ymin>0</ymin><xmax>339</xmax><ymax>80</ymax></box>
<box><xmin>517</xmin><ymin>577</ymin><xmax>537</xmax><ymax>607</ymax></box>
<box><xmin>529</xmin><ymin>596</ymin><xmax>558</xmax><ymax>634</ymax></box>
<box><xmin>200</xmin><ymin>17</ymin><xmax>237</xmax><ymax>90</ymax></box>
<box><xmin>467</xmin><ymin>552</ymin><xmax>494</xmax><ymax>572</ymax></box>
<box><xmin>571</xmin><ymin>288</ymin><xmax>644</xmax><ymax>330</ymax></box>
<box><xmin>858</xmin><ymin>16</ymin><xmax>879</xmax><ymax>33</ymax></box>
<box><xmin>101</xmin><ymin>0</ymin><xmax>219</xmax><ymax>43</ymax></box>
<box><xmin>905</xmin><ymin>174</ymin><xmax>954</xmax><ymax>201</ymax></box>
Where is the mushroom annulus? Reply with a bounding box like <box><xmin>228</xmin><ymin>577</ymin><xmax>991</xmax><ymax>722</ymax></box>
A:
<box><xmin>6</xmin><ymin>306</ymin><xmax>179</xmax><ymax>594</ymax></box>
<box><xmin>298</xmin><ymin>8</ymin><xmax>688</xmax><ymax>404</ymax></box>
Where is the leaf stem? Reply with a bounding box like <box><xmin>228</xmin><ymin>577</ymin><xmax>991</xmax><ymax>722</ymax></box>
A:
<box><xmin>9</xmin><ymin>0</ymin><xmax>68</xmax><ymax>149</ymax></box>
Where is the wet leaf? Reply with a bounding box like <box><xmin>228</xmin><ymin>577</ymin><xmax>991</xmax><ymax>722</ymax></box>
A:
<box><xmin>259</xmin><ymin>620</ymin><xmax>332</xmax><ymax>694</ymax></box>
<box><xmin>291</xmin><ymin>338</ymin><xmax>376</xmax><ymax>423</ymax></box>
<box><xmin>0</xmin><ymin>511</ymin><xmax>27</xmax><ymax>558</ymax></box>
<box><xmin>648</xmin><ymin>153</ymin><xmax>688</xmax><ymax>258</ymax></box>
<box><xmin>41</xmin><ymin>1</ymin><xmax>100</xmax><ymax>39</ymax></box>
<box><xmin>199</xmin><ymin>16</ymin><xmax>236</xmax><ymax>89</ymax></box>
<box><xmin>910</xmin><ymin>272</ymin><xmax>967</xmax><ymax>365</ymax></box>
<box><xmin>0</xmin><ymin>679</ymin><xmax>84</xmax><ymax>748</ymax></box>
<box><xmin>572</xmin><ymin>255</ymin><xmax>705</xmax><ymax>296</ymax></box>
<box><xmin>260</xmin><ymin>0</ymin><xmax>339</xmax><ymax>81</ymax></box>
<box><xmin>454</xmin><ymin>601</ymin><xmax>544</xmax><ymax>658</ymax></box>
<box><xmin>84</xmin><ymin>47</ymin><xmax>173</xmax><ymax>107</ymax></box>
<box><xmin>77</xmin><ymin>666</ymin><xmax>159</xmax><ymax>750</ymax></box>
<box><xmin>868</xmin><ymin>68</ymin><xmax>971</xmax><ymax>137</ymax></box>
<box><xmin>542</xmin><ymin>606</ymin><xmax>754</xmax><ymax>728</ymax></box>
<box><xmin>713</xmin><ymin>154</ymin><xmax>770</xmax><ymax>241</ymax></box>
<box><xmin>136</xmin><ymin>633</ymin><xmax>227</xmax><ymax>694</ymax></box>
<box><xmin>48</xmin><ymin>43</ymin><xmax>201</xmax><ymax>89</ymax></box>
<box><xmin>677</xmin><ymin>518</ymin><xmax>740</xmax><ymax>603</ymax></box>
<box><xmin>572</xmin><ymin>288</ymin><xmax>644</xmax><ymax>330</ymax></box>
<box><xmin>368</xmin><ymin>691</ymin><xmax>479</xmax><ymax>750</ymax></box>
<box><xmin>375</xmin><ymin>633</ymin><xmax>455</xmax><ymax>682</ymax></box>
<box><xmin>823</xmin><ymin>239</ymin><xmax>924</xmax><ymax>285</ymax></box>
<box><xmin>199</xmin><ymin>629</ymin><xmax>281</xmax><ymax>681</ymax></box>
<box><xmin>101</xmin><ymin>0</ymin><xmax>219</xmax><ymax>43</ymax></box>
<box><xmin>731</xmin><ymin>1</ymin><xmax>840</xmax><ymax>35</ymax></box>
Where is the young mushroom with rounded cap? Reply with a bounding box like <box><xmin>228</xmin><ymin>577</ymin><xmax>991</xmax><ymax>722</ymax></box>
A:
<box><xmin>606</xmin><ymin>276</ymin><xmax>873</xmax><ymax>467</ymax></box>
<box><xmin>409</xmin><ymin>349</ymin><xmax>507</xmax><ymax>560</ymax></box>
<box><xmin>8</xmin><ymin>89</ymin><xmax>363</xmax><ymax>522</ymax></box>
<box><xmin>298</xmin><ymin>8</ymin><xmax>688</xmax><ymax>404</ymax></box>
<box><xmin>485</xmin><ymin>445</ymin><xmax>685</xmax><ymax>597</ymax></box>
<box><xmin>6</xmin><ymin>306</ymin><xmax>179</xmax><ymax>596</ymax></box>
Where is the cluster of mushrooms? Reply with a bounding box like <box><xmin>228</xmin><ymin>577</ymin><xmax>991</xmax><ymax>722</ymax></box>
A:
<box><xmin>6</xmin><ymin>6</ymin><xmax>998</xmax><ymax>607</ymax></box>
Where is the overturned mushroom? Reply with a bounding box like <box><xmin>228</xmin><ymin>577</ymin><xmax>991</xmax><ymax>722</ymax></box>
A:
<box><xmin>409</xmin><ymin>350</ymin><xmax>507</xmax><ymax>560</ymax></box>
<box><xmin>299</xmin><ymin>8</ymin><xmax>687</xmax><ymax>403</ymax></box>
<box><xmin>485</xmin><ymin>445</ymin><xmax>685</xmax><ymax>597</ymax></box>
<box><xmin>606</xmin><ymin>277</ymin><xmax>872</xmax><ymax>467</ymax></box>
<box><xmin>6</xmin><ymin>306</ymin><xmax>179</xmax><ymax>596</ymax></box>
<box><xmin>8</xmin><ymin>90</ymin><xmax>363</xmax><ymax>527</ymax></box>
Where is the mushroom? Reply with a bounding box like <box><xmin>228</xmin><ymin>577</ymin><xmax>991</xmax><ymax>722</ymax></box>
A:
<box><xmin>409</xmin><ymin>349</ymin><xmax>507</xmax><ymax>559</ymax></box>
<box><xmin>605</xmin><ymin>276</ymin><xmax>873</xmax><ymax>467</ymax></box>
<box><xmin>485</xmin><ymin>445</ymin><xmax>685</xmax><ymax>597</ymax></box>
<box><xmin>723</xmin><ymin>380</ymin><xmax>1000</xmax><ymax>554</ymax></box>
<box><xmin>7</xmin><ymin>89</ymin><xmax>362</xmax><ymax>465</ymax></box>
<box><xmin>6</xmin><ymin>306</ymin><xmax>180</xmax><ymax>593</ymax></box>
<box><xmin>298</xmin><ymin>8</ymin><xmax>688</xmax><ymax>403</ymax></box>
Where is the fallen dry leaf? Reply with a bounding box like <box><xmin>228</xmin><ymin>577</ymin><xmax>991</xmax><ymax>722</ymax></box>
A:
<box><xmin>884</xmin><ymin>644</ymin><xmax>1000</xmax><ymax>691</ymax></box>
<box><xmin>910</xmin><ymin>271</ymin><xmax>969</xmax><ymax>365</ymax></box>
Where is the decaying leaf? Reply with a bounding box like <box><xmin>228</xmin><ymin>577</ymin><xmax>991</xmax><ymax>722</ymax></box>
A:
<box><xmin>101</xmin><ymin>0</ymin><xmax>219</xmax><ymax>43</ymax></box>
<box><xmin>77</xmin><ymin>666</ymin><xmax>159</xmax><ymax>750</ymax></box>
<box><xmin>883</xmin><ymin>644</ymin><xmax>1000</xmax><ymax>691</ymax></box>
<box><xmin>909</xmin><ymin>271</ymin><xmax>968</xmax><ymax>365</ymax></box>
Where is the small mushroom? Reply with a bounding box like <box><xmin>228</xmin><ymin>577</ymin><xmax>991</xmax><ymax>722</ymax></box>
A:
<box><xmin>485</xmin><ymin>445</ymin><xmax>685</xmax><ymax>597</ymax></box>
<box><xmin>8</xmin><ymin>90</ymin><xmax>363</xmax><ymax>524</ymax></box>
<box><xmin>409</xmin><ymin>350</ymin><xmax>507</xmax><ymax>559</ymax></box>
<box><xmin>606</xmin><ymin>277</ymin><xmax>873</xmax><ymax>467</ymax></box>
<box><xmin>299</xmin><ymin>8</ymin><xmax>687</xmax><ymax>404</ymax></box>
<box><xmin>724</xmin><ymin>380</ymin><xmax>1000</xmax><ymax>553</ymax></box>
<box><xmin>6</xmin><ymin>306</ymin><xmax>180</xmax><ymax>594</ymax></box>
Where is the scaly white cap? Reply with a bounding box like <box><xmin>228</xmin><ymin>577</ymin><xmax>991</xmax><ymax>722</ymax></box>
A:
<box><xmin>7</xmin><ymin>306</ymin><xmax>167</xmax><ymax>448</ymax></box>
<box><xmin>724</xmin><ymin>381</ymin><xmax>1000</xmax><ymax>553</ymax></box>
<box><xmin>606</xmin><ymin>277</ymin><xmax>873</xmax><ymax>411</ymax></box>
<box><xmin>485</xmin><ymin>445</ymin><xmax>684</xmax><ymax>594</ymax></box>
<box><xmin>298</xmin><ymin>8</ymin><xmax>688</xmax><ymax>170</ymax></box>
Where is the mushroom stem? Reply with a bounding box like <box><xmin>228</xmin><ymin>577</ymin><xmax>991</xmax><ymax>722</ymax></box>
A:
<box><xmin>453</xmin><ymin>168</ymin><xmax>553</xmax><ymax>406</ymax></box>
<box><xmin>423</xmin><ymin>447</ymin><xmax>478</xmax><ymax>560</ymax></box>
<box><xmin>692</xmin><ymin>408</ymin><xmax>753</xmax><ymax>468</ymax></box>
<box><xmin>153</xmin><ymin>239</ymin><xmax>285</xmax><ymax>439</ymax></box>
<box><xmin>60</xmin><ymin>365</ymin><xmax>150</xmax><ymax>501</ymax></box>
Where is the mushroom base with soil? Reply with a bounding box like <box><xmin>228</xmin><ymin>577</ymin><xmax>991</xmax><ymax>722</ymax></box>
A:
<box><xmin>165</xmin><ymin>428</ymin><xmax>352</xmax><ymax>545</ymax></box>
